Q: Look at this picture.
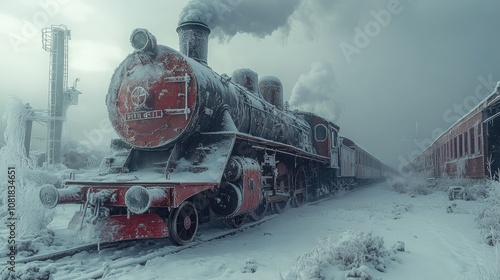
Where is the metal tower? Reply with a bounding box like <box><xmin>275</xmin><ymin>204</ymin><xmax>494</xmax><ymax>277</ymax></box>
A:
<box><xmin>42</xmin><ymin>25</ymin><xmax>71</xmax><ymax>165</ymax></box>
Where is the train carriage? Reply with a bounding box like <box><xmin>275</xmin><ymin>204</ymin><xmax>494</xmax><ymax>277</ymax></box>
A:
<box><xmin>407</xmin><ymin>83</ymin><xmax>500</xmax><ymax>179</ymax></box>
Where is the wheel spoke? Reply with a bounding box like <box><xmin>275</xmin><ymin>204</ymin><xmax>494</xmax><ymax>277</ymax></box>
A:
<box><xmin>185</xmin><ymin>207</ymin><xmax>194</xmax><ymax>217</ymax></box>
<box><xmin>179</xmin><ymin>227</ymin><xmax>186</xmax><ymax>239</ymax></box>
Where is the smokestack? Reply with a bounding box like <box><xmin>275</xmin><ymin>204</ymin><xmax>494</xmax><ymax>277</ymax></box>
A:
<box><xmin>176</xmin><ymin>21</ymin><xmax>211</xmax><ymax>65</ymax></box>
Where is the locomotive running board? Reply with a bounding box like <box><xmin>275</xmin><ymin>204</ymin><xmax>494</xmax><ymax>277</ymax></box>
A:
<box><xmin>166</xmin><ymin>133</ymin><xmax>237</xmax><ymax>183</ymax></box>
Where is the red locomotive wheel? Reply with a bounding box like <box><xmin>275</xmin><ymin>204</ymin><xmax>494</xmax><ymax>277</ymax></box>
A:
<box><xmin>168</xmin><ymin>201</ymin><xmax>198</xmax><ymax>246</ymax></box>
<box><xmin>227</xmin><ymin>214</ymin><xmax>246</xmax><ymax>228</ymax></box>
<box><xmin>292</xmin><ymin>166</ymin><xmax>307</xmax><ymax>208</ymax></box>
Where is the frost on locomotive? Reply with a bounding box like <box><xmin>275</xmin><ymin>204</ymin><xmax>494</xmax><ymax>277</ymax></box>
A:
<box><xmin>39</xmin><ymin>21</ymin><xmax>378</xmax><ymax>245</ymax></box>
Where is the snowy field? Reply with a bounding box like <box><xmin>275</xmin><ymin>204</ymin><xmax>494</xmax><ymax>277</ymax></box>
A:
<box><xmin>1</xmin><ymin>179</ymin><xmax>498</xmax><ymax>280</ymax></box>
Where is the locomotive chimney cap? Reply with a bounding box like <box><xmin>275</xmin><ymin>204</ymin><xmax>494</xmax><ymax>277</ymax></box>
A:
<box><xmin>176</xmin><ymin>21</ymin><xmax>211</xmax><ymax>32</ymax></box>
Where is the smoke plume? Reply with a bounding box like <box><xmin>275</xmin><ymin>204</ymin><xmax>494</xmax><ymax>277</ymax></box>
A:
<box><xmin>289</xmin><ymin>62</ymin><xmax>343</xmax><ymax>122</ymax></box>
<box><xmin>179</xmin><ymin>0</ymin><xmax>300</xmax><ymax>39</ymax></box>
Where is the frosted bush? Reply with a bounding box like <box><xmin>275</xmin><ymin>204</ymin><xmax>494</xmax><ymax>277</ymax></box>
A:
<box><xmin>285</xmin><ymin>231</ymin><xmax>403</xmax><ymax>280</ymax></box>
<box><xmin>390</xmin><ymin>171</ymin><xmax>491</xmax><ymax>201</ymax></box>
<box><xmin>345</xmin><ymin>265</ymin><xmax>374</xmax><ymax>280</ymax></box>
<box><xmin>0</xmin><ymin>97</ymin><xmax>55</xmax><ymax>236</ymax></box>
<box><xmin>0</xmin><ymin>229</ymin><xmax>54</xmax><ymax>258</ymax></box>
<box><xmin>389</xmin><ymin>176</ymin><xmax>407</xmax><ymax>194</ymax></box>
<box><xmin>408</xmin><ymin>182</ymin><xmax>432</xmax><ymax>196</ymax></box>
<box><xmin>466</xmin><ymin>183</ymin><xmax>490</xmax><ymax>201</ymax></box>
<box><xmin>388</xmin><ymin>172</ymin><xmax>433</xmax><ymax>196</ymax></box>
<box><xmin>476</xmin><ymin>181</ymin><xmax>500</xmax><ymax>246</ymax></box>
<box><xmin>436</xmin><ymin>176</ymin><xmax>491</xmax><ymax>202</ymax></box>
<box><xmin>242</xmin><ymin>258</ymin><xmax>258</xmax><ymax>273</ymax></box>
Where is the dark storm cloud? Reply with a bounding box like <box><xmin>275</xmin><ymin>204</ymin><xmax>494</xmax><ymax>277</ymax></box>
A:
<box><xmin>179</xmin><ymin>0</ymin><xmax>300</xmax><ymax>39</ymax></box>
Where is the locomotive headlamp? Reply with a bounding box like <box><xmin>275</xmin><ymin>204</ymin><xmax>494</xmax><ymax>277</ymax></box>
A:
<box><xmin>125</xmin><ymin>186</ymin><xmax>166</xmax><ymax>214</ymax></box>
<box><xmin>39</xmin><ymin>184</ymin><xmax>83</xmax><ymax>209</ymax></box>
<box><xmin>39</xmin><ymin>184</ymin><xmax>59</xmax><ymax>209</ymax></box>
<box><xmin>130</xmin><ymin>28</ymin><xmax>157</xmax><ymax>53</ymax></box>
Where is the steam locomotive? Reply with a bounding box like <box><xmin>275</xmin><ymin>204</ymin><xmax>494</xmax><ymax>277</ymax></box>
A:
<box><xmin>39</xmin><ymin>21</ymin><xmax>387</xmax><ymax>245</ymax></box>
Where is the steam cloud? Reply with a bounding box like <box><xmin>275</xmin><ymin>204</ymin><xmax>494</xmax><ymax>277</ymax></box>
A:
<box><xmin>289</xmin><ymin>62</ymin><xmax>343</xmax><ymax>122</ymax></box>
<box><xmin>179</xmin><ymin>0</ymin><xmax>300</xmax><ymax>39</ymax></box>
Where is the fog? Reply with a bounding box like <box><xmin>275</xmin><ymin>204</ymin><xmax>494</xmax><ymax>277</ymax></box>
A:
<box><xmin>1</xmin><ymin>0</ymin><xmax>499</xmax><ymax>169</ymax></box>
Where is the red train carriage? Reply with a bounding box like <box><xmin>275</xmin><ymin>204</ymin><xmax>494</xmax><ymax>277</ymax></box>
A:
<box><xmin>407</xmin><ymin>83</ymin><xmax>500</xmax><ymax>179</ymax></box>
<box><xmin>39</xmin><ymin>21</ymin><xmax>387</xmax><ymax>245</ymax></box>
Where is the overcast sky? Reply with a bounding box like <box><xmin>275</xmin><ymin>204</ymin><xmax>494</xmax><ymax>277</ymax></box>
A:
<box><xmin>1</xmin><ymin>0</ymin><xmax>500</xmax><ymax>169</ymax></box>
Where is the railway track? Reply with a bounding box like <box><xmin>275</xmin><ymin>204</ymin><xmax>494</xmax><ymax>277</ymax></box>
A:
<box><xmin>16</xmin><ymin>242</ymin><xmax>125</xmax><ymax>264</ymax></box>
<box><xmin>70</xmin><ymin>214</ymin><xmax>278</xmax><ymax>280</ymax></box>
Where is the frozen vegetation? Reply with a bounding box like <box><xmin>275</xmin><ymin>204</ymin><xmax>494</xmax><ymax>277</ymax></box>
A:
<box><xmin>0</xmin><ymin>97</ymin><xmax>109</xmax><ymax>280</ymax></box>
<box><xmin>388</xmin><ymin>170</ymin><xmax>500</xmax><ymax>247</ymax></box>
<box><xmin>284</xmin><ymin>231</ymin><xmax>404</xmax><ymax>280</ymax></box>
<box><xmin>387</xmin><ymin>170</ymin><xmax>500</xmax><ymax>279</ymax></box>
<box><xmin>476</xmin><ymin>181</ymin><xmax>500</xmax><ymax>246</ymax></box>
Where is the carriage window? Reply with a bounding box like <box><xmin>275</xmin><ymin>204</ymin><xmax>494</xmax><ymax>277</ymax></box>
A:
<box><xmin>459</xmin><ymin>134</ymin><xmax>463</xmax><ymax>158</ymax></box>
<box><xmin>454</xmin><ymin>137</ymin><xmax>458</xmax><ymax>159</ymax></box>
<box><xmin>464</xmin><ymin>132</ymin><xmax>468</xmax><ymax>155</ymax></box>
<box><xmin>470</xmin><ymin>128</ymin><xmax>475</xmax><ymax>154</ymax></box>
<box><xmin>446</xmin><ymin>141</ymin><xmax>451</xmax><ymax>160</ymax></box>
<box><xmin>314</xmin><ymin>124</ymin><xmax>327</xmax><ymax>142</ymax></box>
<box><xmin>478</xmin><ymin>136</ymin><xmax>482</xmax><ymax>155</ymax></box>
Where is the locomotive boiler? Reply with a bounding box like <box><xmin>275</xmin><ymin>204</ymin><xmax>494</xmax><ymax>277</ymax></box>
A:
<box><xmin>39</xmin><ymin>21</ymin><xmax>386</xmax><ymax>246</ymax></box>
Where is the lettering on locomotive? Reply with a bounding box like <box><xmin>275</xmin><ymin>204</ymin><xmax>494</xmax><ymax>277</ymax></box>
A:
<box><xmin>126</xmin><ymin>110</ymin><xmax>163</xmax><ymax>121</ymax></box>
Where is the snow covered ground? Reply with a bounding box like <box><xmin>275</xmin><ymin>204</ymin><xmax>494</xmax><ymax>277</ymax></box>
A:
<box><xmin>1</xmin><ymin>180</ymin><xmax>498</xmax><ymax>280</ymax></box>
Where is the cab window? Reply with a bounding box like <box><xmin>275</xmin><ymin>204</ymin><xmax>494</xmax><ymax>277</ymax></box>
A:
<box><xmin>314</xmin><ymin>124</ymin><xmax>327</xmax><ymax>142</ymax></box>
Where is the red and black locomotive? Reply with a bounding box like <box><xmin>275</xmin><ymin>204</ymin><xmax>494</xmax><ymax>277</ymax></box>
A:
<box><xmin>39</xmin><ymin>21</ymin><xmax>386</xmax><ymax>245</ymax></box>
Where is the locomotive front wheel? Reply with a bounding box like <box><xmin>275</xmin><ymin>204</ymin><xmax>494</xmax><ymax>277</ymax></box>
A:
<box><xmin>168</xmin><ymin>201</ymin><xmax>199</xmax><ymax>246</ymax></box>
<box><xmin>248</xmin><ymin>201</ymin><xmax>268</xmax><ymax>221</ymax></box>
<box><xmin>292</xmin><ymin>166</ymin><xmax>307</xmax><ymax>207</ymax></box>
<box><xmin>227</xmin><ymin>214</ymin><xmax>245</xmax><ymax>228</ymax></box>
